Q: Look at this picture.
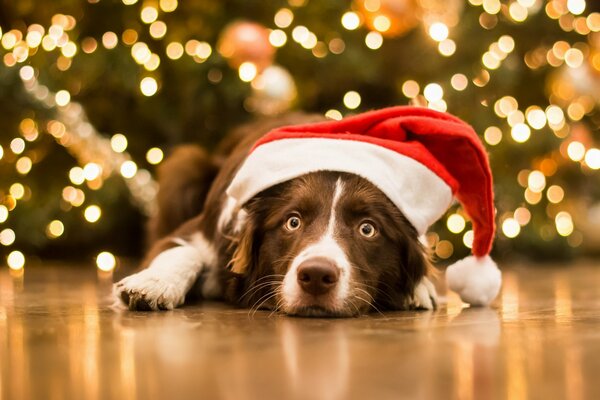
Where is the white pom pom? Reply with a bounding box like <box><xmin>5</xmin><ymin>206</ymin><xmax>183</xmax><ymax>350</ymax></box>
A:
<box><xmin>445</xmin><ymin>255</ymin><xmax>501</xmax><ymax>306</ymax></box>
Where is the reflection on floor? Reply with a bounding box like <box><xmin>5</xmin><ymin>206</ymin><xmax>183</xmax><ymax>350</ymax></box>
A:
<box><xmin>0</xmin><ymin>262</ymin><xmax>599</xmax><ymax>400</ymax></box>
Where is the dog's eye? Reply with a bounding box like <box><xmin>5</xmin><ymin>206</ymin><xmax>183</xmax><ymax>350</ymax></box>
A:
<box><xmin>285</xmin><ymin>215</ymin><xmax>302</xmax><ymax>231</ymax></box>
<box><xmin>359</xmin><ymin>222</ymin><xmax>376</xmax><ymax>238</ymax></box>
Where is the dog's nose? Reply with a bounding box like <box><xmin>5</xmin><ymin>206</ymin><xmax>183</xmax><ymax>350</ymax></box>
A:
<box><xmin>297</xmin><ymin>258</ymin><xmax>339</xmax><ymax>296</ymax></box>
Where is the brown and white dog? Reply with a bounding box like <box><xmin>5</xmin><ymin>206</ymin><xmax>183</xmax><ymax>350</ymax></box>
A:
<box><xmin>114</xmin><ymin>114</ymin><xmax>438</xmax><ymax>317</ymax></box>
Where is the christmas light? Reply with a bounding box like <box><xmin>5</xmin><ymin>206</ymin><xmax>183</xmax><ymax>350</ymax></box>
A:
<box><xmin>528</xmin><ymin>170</ymin><xmax>546</xmax><ymax>193</ymax></box>
<box><xmin>146</xmin><ymin>148</ymin><xmax>164</xmax><ymax>165</ymax></box>
<box><xmin>547</xmin><ymin>185</ymin><xmax>565</xmax><ymax>203</ymax></box>
<box><xmin>140</xmin><ymin>77</ymin><xmax>158</xmax><ymax>96</ymax></box>
<box><xmin>7</xmin><ymin>251</ymin><xmax>25</xmax><ymax>270</ymax></box>
<box><xmin>343</xmin><ymin>91</ymin><xmax>361</xmax><ymax>109</ymax></box>
<box><xmin>484</xmin><ymin>126</ymin><xmax>502</xmax><ymax>146</ymax></box>
<box><xmin>447</xmin><ymin>214</ymin><xmax>466</xmax><ymax>234</ymax></box>
<box><xmin>511</xmin><ymin>123</ymin><xmax>531</xmax><ymax>143</ymax></box>
<box><xmin>0</xmin><ymin>206</ymin><xmax>8</xmax><ymax>223</ymax></box>
<box><xmin>365</xmin><ymin>32</ymin><xmax>383</xmax><ymax>50</ymax></box>
<box><xmin>96</xmin><ymin>251</ymin><xmax>116</xmax><ymax>271</ymax></box>
<box><xmin>46</xmin><ymin>220</ymin><xmax>65</xmax><ymax>238</ymax></box>
<box><xmin>423</xmin><ymin>83</ymin><xmax>443</xmax><ymax>102</ymax></box>
<box><xmin>239</xmin><ymin>62</ymin><xmax>257</xmax><ymax>82</ymax></box>
<box><xmin>585</xmin><ymin>148</ymin><xmax>600</xmax><ymax>169</ymax></box>
<box><xmin>401</xmin><ymin>80</ymin><xmax>420</xmax><ymax>98</ymax></box>
<box><xmin>341</xmin><ymin>12</ymin><xmax>361</xmax><ymax>30</ymax></box>
<box><xmin>555</xmin><ymin>212</ymin><xmax>574</xmax><ymax>236</ymax></box>
<box><xmin>429</xmin><ymin>23</ymin><xmax>449</xmax><ymax>42</ymax></box>
<box><xmin>0</xmin><ymin>229</ymin><xmax>16</xmax><ymax>246</ymax></box>
<box><xmin>325</xmin><ymin>109</ymin><xmax>343</xmax><ymax>120</ymax></box>
<box><xmin>166</xmin><ymin>42</ymin><xmax>184</xmax><ymax>59</ymax></box>
<box><xmin>269</xmin><ymin>30</ymin><xmax>287</xmax><ymax>47</ymax></box>
<box><xmin>502</xmin><ymin>218</ymin><xmax>521</xmax><ymax>238</ymax></box>
<box><xmin>567</xmin><ymin>141</ymin><xmax>586</xmax><ymax>161</ymax></box>
<box><xmin>111</xmin><ymin>134</ymin><xmax>128</xmax><ymax>153</ymax></box>
<box><xmin>120</xmin><ymin>161</ymin><xmax>138</xmax><ymax>178</ymax></box>
<box><xmin>274</xmin><ymin>8</ymin><xmax>294</xmax><ymax>28</ymax></box>
<box><xmin>84</xmin><ymin>205</ymin><xmax>102</xmax><ymax>223</ymax></box>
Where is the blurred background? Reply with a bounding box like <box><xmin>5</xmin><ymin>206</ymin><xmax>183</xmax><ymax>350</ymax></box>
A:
<box><xmin>0</xmin><ymin>0</ymin><xmax>599</xmax><ymax>272</ymax></box>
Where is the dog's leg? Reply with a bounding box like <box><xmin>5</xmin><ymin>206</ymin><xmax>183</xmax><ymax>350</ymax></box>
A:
<box><xmin>114</xmin><ymin>232</ymin><xmax>217</xmax><ymax>311</ymax></box>
<box><xmin>410</xmin><ymin>276</ymin><xmax>438</xmax><ymax>310</ymax></box>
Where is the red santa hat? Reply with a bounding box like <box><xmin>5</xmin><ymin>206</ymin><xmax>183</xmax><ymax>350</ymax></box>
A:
<box><xmin>225</xmin><ymin>106</ymin><xmax>501</xmax><ymax>306</ymax></box>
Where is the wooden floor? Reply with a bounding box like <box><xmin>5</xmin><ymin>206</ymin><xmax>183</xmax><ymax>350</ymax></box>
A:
<box><xmin>1</xmin><ymin>261</ymin><xmax>599</xmax><ymax>400</ymax></box>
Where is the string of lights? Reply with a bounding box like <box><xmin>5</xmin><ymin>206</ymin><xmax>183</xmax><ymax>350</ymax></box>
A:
<box><xmin>0</xmin><ymin>0</ymin><xmax>598</xmax><ymax>272</ymax></box>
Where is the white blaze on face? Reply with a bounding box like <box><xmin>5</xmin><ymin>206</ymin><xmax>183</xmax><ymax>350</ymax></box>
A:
<box><xmin>282</xmin><ymin>178</ymin><xmax>352</xmax><ymax>309</ymax></box>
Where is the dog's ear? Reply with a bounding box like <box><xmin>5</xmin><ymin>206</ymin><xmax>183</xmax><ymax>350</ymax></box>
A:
<box><xmin>229</xmin><ymin>213</ymin><xmax>258</xmax><ymax>274</ymax></box>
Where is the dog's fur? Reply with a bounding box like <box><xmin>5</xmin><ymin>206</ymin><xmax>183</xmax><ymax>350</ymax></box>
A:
<box><xmin>114</xmin><ymin>114</ymin><xmax>437</xmax><ymax>316</ymax></box>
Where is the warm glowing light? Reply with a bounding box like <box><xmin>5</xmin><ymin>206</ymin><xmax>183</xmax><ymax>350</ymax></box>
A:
<box><xmin>325</xmin><ymin>109</ymin><xmax>343</xmax><ymax>120</ymax></box>
<box><xmin>526</xmin><ymin>107</ymin><xmax>547</xmax><ymax>129</ymax></box>
<box><xmin>166</xmin><ymin>42</ymin><xmax>183</xmax><ymax>59</ymax></box>
<box><xmin>140</xmin><ymin>77</ymin><xmax>158</xmax><ymax>96</ymax></box>
<box><xmin>555</xmin><ymin>212</ymin><xmax>574</xmax><ymax>236</ymax></box>
<box><xmin>546</xmin><ymin>105</ymin><xmax>565</xmax><ymax>126</ymax></box>
<box><xmin>402</xmin><ymin>80</ymin><xmax>420</xmax><ymax>98</ymax></box>
<box><xmin>365</xmin><ymin>32</ymin><xmax>383</xmax><ymax>50</ymax></box>
<box><xmin>54</xmin><ymin>90</ymin><xmax>71</xmax><ymax>106</ymax></box>
<box><xmin>511</xmin><ymin>123</ymin><xmax>531</xmax><ymax>143</ymax></box>
<box><xmin>132</xmin><ymin>42</ymin><xmax>151</xmax><ymax>64</ymax></box>
<box><xmin>484</xmin><ymin>126</ymin><xmax>502</xmax><ymax>146</ymax></box>
<box><xmin>373</xmin><ymin>15</ymin><xmax>391</xmax><ymax>32</ymax></box>
<box><xmin>292</xmin><ymin>26</ymin><xmax>310</xmax><ymax>43</ymax></box>
<box><xmin>0</xmin><ymin>206</ymin><xmax>7</xmax><ymax>223</ymax></box>
<box><xmin>463</xmin><ymin>230</ymin><xmax>474</xmax><ymax>248</ymax></box>
<box><xmin>146</xmin><ymin>148</ymin><xmax>164</xmax><ymax>165</ymax></box>
<box><xmin>149</xmin><ymin>21</ymin><xmax>167</xmax><ymax>39</ymax></box>
<box><xmin>547</xmin><ymin>185</ymin><xmax>565</xmax><ymax>203</ymax></box>
<box><xmin>482</xmin><ymin>52</ymin><xmax>501</xmax><ymax>69</ymax></box>
<box><xmin>343</xmin><ymin>91</ymin><xmax>361</xmax><ymax>109</ymax></box>
<box><xmin>525</xmin><ymin>188</ymin><xmax>542</xmax><ymax>205</ymax></box>
<box><xmin>61</xmin><ymin>42</ymin><xmax>77</xmax><ymax>58</ymax></box>
<box><xmin>84</xmin><ymin>205</ymin><xmax>102</xmax><ymax>223</ymax></box>
<box><xmin>274</xmin><ymin>8</ymin><xmax>294</xmax><ymax>28</ymax></box>
<box><xmin>0</xmin><ymin>229</ymin><xmax>15</xmax><ymax>246</ymax></box>
<box><xmin>102</xmin><ymin>31</ymin><xmax>118</xmax><ymax>49</ymax></box>
<box><xmin>585</xmin><ymin>148</ymin><xmax>600</xmax><ymax>169</ymax></box>
<box><xmin>435</xmin><ymin>240</ymin><xmax>453</xmax><ymax>259</ymax></box>
<box><xmin>528</xmin><ymin>170</ymin><xmax>546</xmax><ymax>193</ymax></box>
<box><xmin>450</xmin><ymin>74</ymin><xmax>468</xmax><ymax>91</ymax></box>
<box><xmin>46</xmin><ymin>220</ymin><xmax>64</xmax><ymax>238</ymax></box>
<box><xmin>564</xmin><ymin>48</ymin><xmax>584</xmax><ymax>68</ymax></box>
<box><xmin>16</xmin><ymin>157</ymin><xmax>33</xmax><ymax>175</ymax></box>
<box><xmin>423</xmin><ymin>83</ymin><xmax>443</xmax><ymax>102</ymax></box>
<box><xmin>438</xmin><ymin>39</ymin><xmax>456</xmax><ymax>56</ymax></box>
<box><xmin>141</xmin><ymin>6</ymin><xmax>159</xmax><ymax>24</ymax></box>
<box><xmin>498</xmin><ymin>35</ymin><xmax>515</xmax><ymax>53</ymax></box>
<box><xmin>83</xmin><ymin>163</ymin><xmax>102</xmax><ymax>181</ymax></box>
<box><xmin>0</xmin><ymin>145</ymin><xmax>3</xmax><ymax>160</ymax></box>
<box><xmin>483</xmin><ymin>0</ymin><xmax>501</xmax><ymax>14</ymax></box>
<box><xmin>7</xmin><ymin>251</ymin><xmax>25</xmax><ymax>270</ymax></box>
<box><xmin>111</xmin><ymin>134</ymin><xmax>128</xmax><ymax>153</ymax></box>
<box><xmin>159</xmin><ymin>0</ymin><xmax>178</xmax><ymax>12</ymax></box>
<box><xmin>9</xmin><ymin>183</ymin><xmax>25</xmax><ymax>200</ymax></box>
<box><xmin>96</xmin><ymin>251</ymin><xmax>116</xmax><ymax>271</ymax></box>
<box><xmin>19</xmin><ymin>65</ymin><xmax>35</xmax><ymax>81</ymax></box>
<box><xmin>11</xmin><ymin>138</ymin><xmax>25</xmax><ymax>154</ymax></box>
<box><xmin>429</xmin><ymin>22</ymin><xmax>449</xmax><ymax>42</ymax></box>
<box><xmin>341</xmin><ymin>12</ymin><xmax>361</xmax><ymax>30</ymax></box>
<box><xmin>120</xmin><ymin>160</ymin><xmax>138</xmax><ymax>178</ymax></box>
<box><xmin>447</xmin><ymin>214</ymin><xmax>466</xmax><ymax>234</ymax></box>
<box><xmin>567</xmin><ymin>141</ymin><xmax>586</xmax><ymax>161</ymax></box>
<box><xmin>567</xmin><ymin>0</ymin><xmax>586</xmax><ymax>15</ymax></box>
<box><xmin>502</xmin><ymin>218</ymin><xmax>521</xmax><ymax>238</ymax></box>
<box><xmin>238</xmin><ymin>62</ymin><xmax>257</xmax><ymax>82</ymax></box>
<box><xmin>514</xmin><ymin>207</ymin><xmax>531</xmax><ymax>226</ymax></box>
<box><xmin>69</xmin><ymin>167</ymin><xmax>85</xmax><ymax>185</ymax></box>
<box><xmin>509</xmin><ymin>2</ymin><xmax>528</xmax><ymax>22</ymax></box>
<box><xmin>269</xmin><ymin>30</ymin><xmax>287</xmax><ymax>47</ymax></box>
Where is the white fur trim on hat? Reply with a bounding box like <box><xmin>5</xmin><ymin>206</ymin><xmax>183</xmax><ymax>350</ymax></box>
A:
<box><xmin>226</xmin><ymin>138</ymin><xmax>453</xmax><ymax>234</ymax></box>
<box><xmin>445</xmin><ymin>255</ymin><xmax>502</xmax><ymax>306</ymax></box>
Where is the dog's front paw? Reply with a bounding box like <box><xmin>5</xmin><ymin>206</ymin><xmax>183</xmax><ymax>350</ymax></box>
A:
<box><xmin>114</xmin><ymin>271</ymin><xmax>186</xmax><ymax>311</ymax></box>
<box><xmin>410</xmin><ymin>276</ymin><xmax>438</xmax><ymax>310</ymax></box>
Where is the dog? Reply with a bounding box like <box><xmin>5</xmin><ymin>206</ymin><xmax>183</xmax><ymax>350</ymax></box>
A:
<box><xmin>114</xmin><ymin>113</ymin><xmax>438</xmax><ymax>317</ymax></box>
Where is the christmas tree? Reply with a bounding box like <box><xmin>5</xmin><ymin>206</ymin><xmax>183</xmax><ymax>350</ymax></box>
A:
<box><xmin>0</xmin><ymin>0</ymin><xmax>599</xmax><ymax>271</ymax></box>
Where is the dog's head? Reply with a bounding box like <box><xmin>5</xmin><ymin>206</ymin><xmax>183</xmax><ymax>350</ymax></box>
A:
<box><xmin>225</xmin><ymin>171</ymin><xmax>430</xmax><ymax>317</ymax></box>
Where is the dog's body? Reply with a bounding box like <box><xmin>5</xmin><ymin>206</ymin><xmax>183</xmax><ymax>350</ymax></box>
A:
<box><xmin>115</xmin><ymin>114</ymin><xmax>437</xmax><ymax>317</ymax></box>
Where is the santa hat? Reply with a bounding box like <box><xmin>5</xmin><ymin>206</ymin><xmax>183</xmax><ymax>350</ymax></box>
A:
<box><xmin>225</xmin><ymin>106</ymin><xmax>501</xmax><ymax>306</ymax></box>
